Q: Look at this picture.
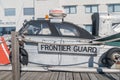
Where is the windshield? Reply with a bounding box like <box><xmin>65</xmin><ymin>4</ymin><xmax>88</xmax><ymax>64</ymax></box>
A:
<box><xmin>22</xmin><ymin>22</ymin><xmax>51</xmax><ymax>35</ymax></box>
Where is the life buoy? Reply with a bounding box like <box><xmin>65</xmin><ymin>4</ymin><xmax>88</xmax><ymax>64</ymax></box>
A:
<box><xmin>0</xmin><ymin>37</ymin><xmax>10</xmax><ymax>64</ymax></box>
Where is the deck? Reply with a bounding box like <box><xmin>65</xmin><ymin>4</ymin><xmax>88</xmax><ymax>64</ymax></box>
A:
<box><xmin>0</xmin><ymin>71</ymin><xmax>119</xmax><ymax>80</ymax></box>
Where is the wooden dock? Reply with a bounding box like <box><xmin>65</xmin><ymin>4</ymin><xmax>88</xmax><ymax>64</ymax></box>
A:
<box><xmin>0</xmin><ymin>71</ymin><xmax>119</xmax><ymax>80</ymax></box>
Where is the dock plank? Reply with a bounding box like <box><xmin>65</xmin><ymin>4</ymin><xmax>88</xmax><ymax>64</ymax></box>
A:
<box><xmin>0</xmin><ymin>71</ymin><xmax>11</xmax><ymax>80</ymax></box>
<box><xmin>95</xmin><ymin>73</ymin><xmax>111</xmax><ymax>80</ymax></box>
<box><xmin>103</xmin><ymin>73</ymin><xmax>117</xmax><ymax>80</ymax></box>
<box><xmin>50</xmin><ymin>72</ymin><xmax>59</xmax><ymax>80</ymax></box>
<box><xmin>88</xmin><ymin>73</ymin><xmax>98</xmax><ymax>80</ymax></box>
<box><xmin>115</xmin><ymin>73</ymin><xmax>120</xmax><ymax>79</ymax></box>
<box><xmin>32</xmin><ymin>72</ymin><xmax>46</xmax><ymax>80</ymax></box>
<box><xmin>26</xmin><ymin>72</ymin><xmax>39</xmax><ymax>80</ymax></box>
<box><xmin>73</xmin><ymin>72</ymin><xmax>81</xmax><ymax>80</ymax></box>
<box><xmin>109</xmin><ymin>73</ymin><xmax>120</xmax><ymax>80</ymax></box>
<box><xmin>66</xmin><ymin>72</ymin><xmax>73</xmax><ymax>80</ymax></box>
<box><xmin>39</xmin><ymin>72</ymin><xmax>51</xmax><ymax>80</ymax></box>
<box><xmin>3</xmin><ymin>73</ymin><xmax>12</xmax><ymax>80</ymax></box>
<box><xmin>20</xmin><ymin>72</ymin><xmax>33</xmax><ymax>80</ymax></box>
<box><xmin>34</xmin><ymin>72</ymin><xmax>45</xmax><ymax>80</ymax></box>
<box><xmin>0</xmin><ymin>71</ymin><xmax>12</xmax><ymax>80</ymax></box>
<box><xmin>58</xmin><ymin>72</ymin><xmax>66</xmax><ymax>80</ymax></box>
<box><xmin>116</xmin><ymin>73</ymin><xmax>120</xmax><ymax>76</ymax></box>
<box><xmin>80</xmin><ymin>73</ymin><xmax>90</xmax><ymax>80</ymax></box>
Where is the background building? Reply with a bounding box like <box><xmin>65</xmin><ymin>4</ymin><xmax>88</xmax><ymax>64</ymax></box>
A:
<box><xmin>0</xmin><ymin>0</ymin><xmax>120</xmax><ymax>35</ymax></box>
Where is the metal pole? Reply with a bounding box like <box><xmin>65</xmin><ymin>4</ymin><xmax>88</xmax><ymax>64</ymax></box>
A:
<box><xmin>11</xmin><ymin>32</ymin><xmax>20</xmax><ymax>80</ymax></box>
<box><xmin>33</xmin><ymin>0</ymin><xmax>35</xmax><ymax>20</ymax></box>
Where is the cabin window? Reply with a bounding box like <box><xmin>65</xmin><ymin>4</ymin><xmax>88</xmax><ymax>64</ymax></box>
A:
<box><xmin>23</xmin><ymin>22</ymin><xmax>51</xmax><ymax>35</ymax></box>
<box><xmin>38</xmin><ymin>23</ymin><xmax>51</xmax><ymax>35</ymax></box>
<box><xmin>54</xmin><ymin>23</ymin><xmax>79</xmax><ymax>37</ymax></box>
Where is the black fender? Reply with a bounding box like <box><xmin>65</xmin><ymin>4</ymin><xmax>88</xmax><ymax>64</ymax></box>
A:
<box><xmin>102</xmin><ymin>48</ymin><xmax>120</xmax><ymax>68</ymax></box>
<box><xmin>9</xmin><ymin>48</ymin><xmax>28</xmax><ymax>65</ymax></box>
<box><xmin>19</xmin><ymin>48</ymin><xmax>28</xmax><ymax>65</ymax></box>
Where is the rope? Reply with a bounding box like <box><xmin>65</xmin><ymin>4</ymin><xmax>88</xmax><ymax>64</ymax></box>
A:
<box><xmin>20</xmin><ymin>37</ymin><xmax>104</xmax><ymax>46</ymax></box>
<box><xmin>1</xmin><ymin>35</ymin><xmax>120</xmax><ymax>46</ymax></box>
